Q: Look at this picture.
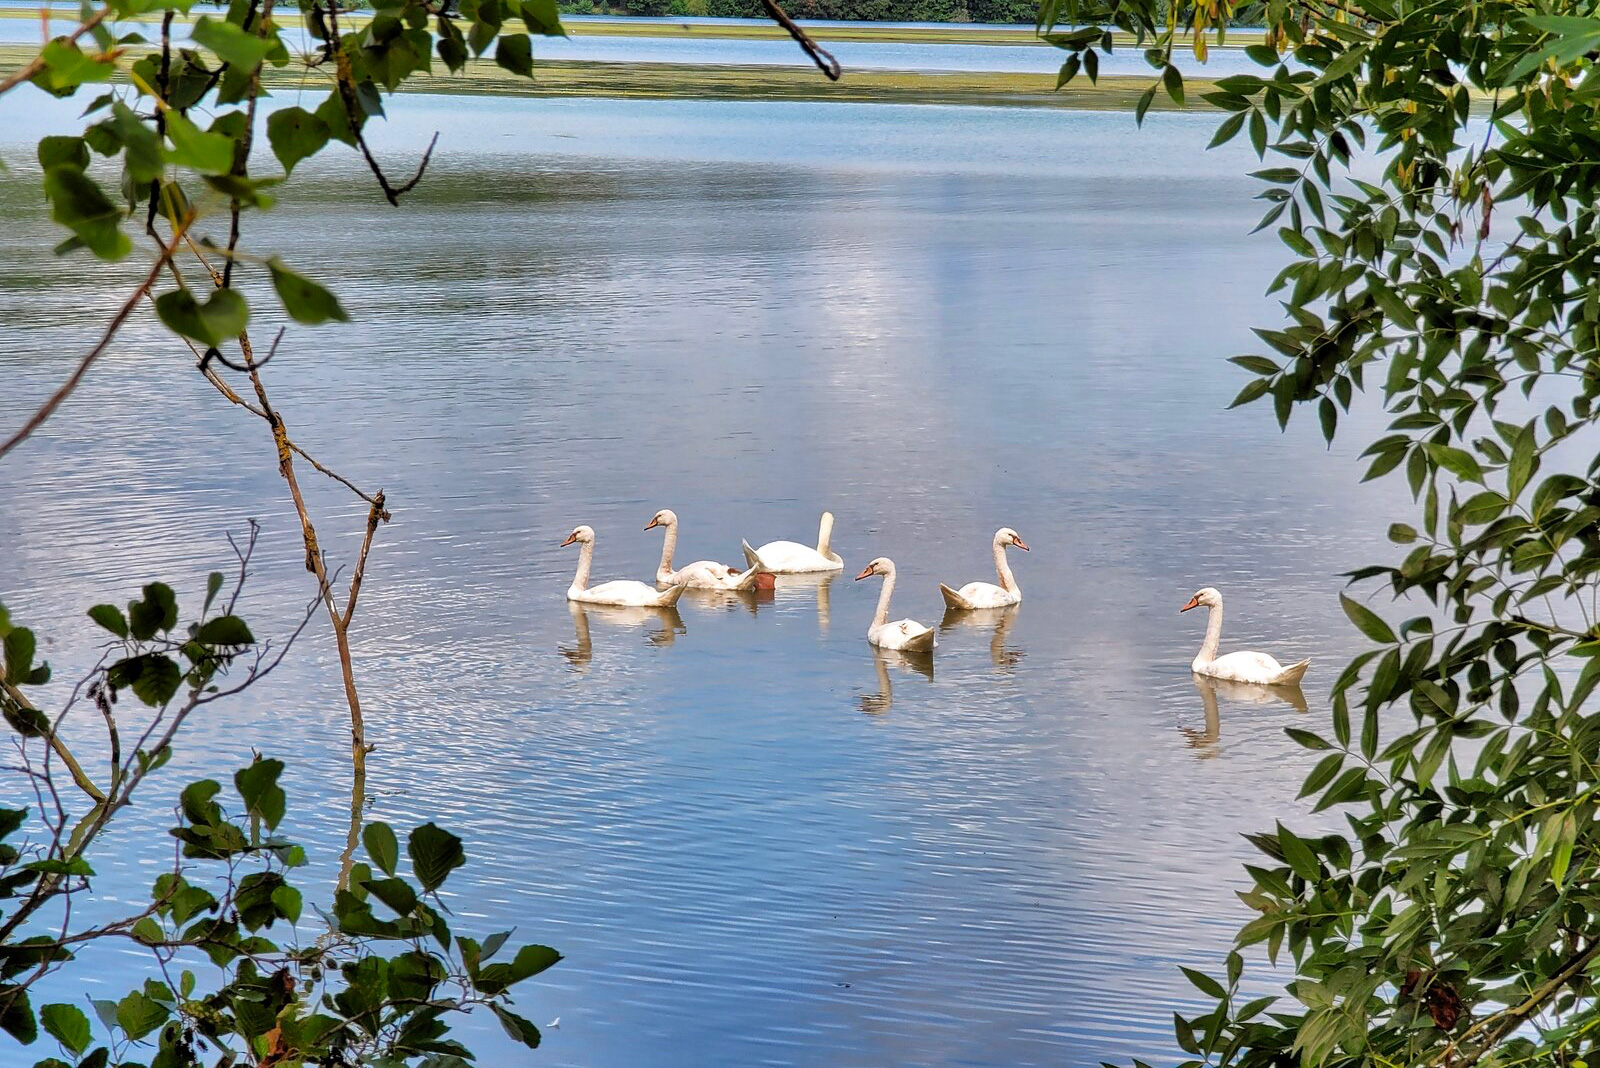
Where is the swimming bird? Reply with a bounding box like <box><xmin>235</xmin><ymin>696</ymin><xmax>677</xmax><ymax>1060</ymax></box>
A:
<box><xmin>645</xmin><ymin>509</ymin><xmax>764</xmax><ymax>590</ymax></box>
<box><xmin>939</xmin><ymin>527</ymin><xmax>1029</xmax><ymax>609</ymax></box>
<box><xmin>562</xmin><ymin>525</ymin><xmax>686</xmax><ymax>608</ymax></box>
<box><xmin>742</xmin><ymin>511</ymin><xmax>844</xmax><ymax>573</ymax></box>
<box><xmin>856</xmin><ymin>557</ymin><xmax>936</xmax><ymax>653</ymax></box>
<box><xmin>1180</xmin><ymin>586</ymin><xmax>1309</xmax><ymax>685</ymax></box>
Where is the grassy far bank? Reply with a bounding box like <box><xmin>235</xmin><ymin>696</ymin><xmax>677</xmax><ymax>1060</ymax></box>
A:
<box><xmin>0</xmin><ymin>42</ymin><xmax>1221</xmax><ymax>107</ymax></box>
<box><xmin>0</xmin><ymin>5</ymin><xmax>1261</xmax><ymax>47</ymax></box>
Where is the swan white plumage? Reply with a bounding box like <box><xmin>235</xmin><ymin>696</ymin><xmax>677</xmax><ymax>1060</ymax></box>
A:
<box><xmin>855</xmin><ymin>557</ymin><xmax>936</xmax><ymax>653</ymax></box>
<box><xmin>939</xmin><ymin>527</ymin><xmax>1029</xmax><ymax>609</ymax></box>
<box><xmin>563</xmin><ymin>525</ymin><xmax>687</xmax><ymax>607</ymax></box>
<box><xmin>1181</xmin><ymin>586</ymin><xmax>1309</xmax><ymax>685</ymax></box>
<box><xmin>645</xmin><ymin>509</ymin><xmax>763</xmax><ymax>590</ymax></box>
<box><xmin>742</xmin><ymin>511</ymin><xmax>844</xmax><ymax>574</ymax></box>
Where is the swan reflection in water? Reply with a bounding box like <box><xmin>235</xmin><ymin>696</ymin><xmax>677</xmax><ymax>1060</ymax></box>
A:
<box><xmin>767</xmin><ymin>571</ymin><xmax>836</xmax><ymax>637</ymax></box>
<box><xmin>859</xmin><ymin>647</ymin><xmax>934</xmax><ymax>715</ymax></box>
<box><xmin>939</xmin><ymin>604</ymin><xmax>1024</xmax><ymax>671</ymax></box>
<box><xmin>1182</xmin><ymin>672</ymin><xmax>1308</xmax><ymax>757</ymax></box>
<box><xmin>562</xmin><ymin>601</ymin><xmax>686</xmax><ymax>671</ymax></box>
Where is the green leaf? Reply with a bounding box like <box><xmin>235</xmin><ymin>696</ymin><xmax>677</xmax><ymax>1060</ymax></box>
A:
<box><xmin>40</xmin><ymin>1003</ymin><xmax>89</xmax><ymax>1055</ymax></box>
<box><xmin>4</xmin><ymin>627</ymin><xmax>36</xmax><ymax>682</ymax></box>
<box><xmin>163</xmin><ymin>110</ymin><xmax>237</xmax><ymax>175</ymax></box>
<box><xmin>491</xmin><ymin>1003</ymin><xmax>542</xmax><ymax>1049</ymax></box>
<box><xmin>204</xmin><ymin>571</ymin><xmax>225</xmax><ymax>613</ymax></box>
<box><xmin>107</xmin><ymin>653</ymin><xmax>182</xmax><ymax>707</ymax></box>
<box><xmin>408</xmin><ymin>822</ymin><xmax>465</xmax><ymax>891</ymax></box>
<box><xmin>1162</xmin><ymin>63</ymin><xmax>1185</xmax><ymax>106</ymax></box>
<box><xmin>38</xmin><ymin>39</ymin><xmax>116</xmax><ymax>90</ymax></box>
<box><xmin>1180</xmin><ymin>966</ymin><xmax>1225</xmax><ymax>999</ymax></box>
<box><xmin>1340</xmin><ymin>593</ymin><xmax>1396</xmax><ymax>645</ymax></box>
<box><xmin>196</xmin><ymin>615</ymin><xmax>254</xmax><ymax>646</ymax></box>
<box><xmin>154</xmin><ymin>288</ymin><xmax>249</xmax><ymax>348</ymax></box>
<box><xmin>268</xmin><ymin>260</ymin><xmax>349</xmax><ymax>325</ymax></box>
<box><xmin>1285</xmin><ymin>727</ymin><xmax>1331</xmax><ymax>750</ymax></box>
<box><xmin>265</xmin><ymin>106</ymin><xmax>330</xmax><ymax>176</ymax></box>
<box><xmin>1208</xmin><ymin>110</ymin><xmax>1247</xmax><ymax>149</ymax></box>
<box><xmin>190</xmin><ymin>15</ymin><xmax>273</xmax><ymax>69</ymax></box>
<box><xmin>0</xmin><ymin>987</ymin><xmax>35</xmax><ymax>1044</ymax></box>
<box><xmin>234</xmin><ymin>758</ymin><xmax>286</xmax><ymax>830</ymax></box>
<box><xmin>114</xmin><ymin>991</ymin><xmax>167</xmax><ymax>1041</ymax></box>
<box><xmin>496</xmin><ymin>33</ymin><xmax>534</xmax><ymax>77</ymax></box>
<box><xmin>87</xmin><ymin>604</ymin><xmax>128</xmax><ymax>638</ymax></box>
<box><xmin>1277</xmin><ymin>823</ymin><xmax>1320</xmax><ymax>881</ymax></box>
<box><xmin>364</xmin><ymin>821</ymin><xmax>399</xmax><ymax>876</ymax></box>
<box><xmin>42</xmin><ymin>166</ymin><xmax>129</xmax><ymax>261</ymax></box>
<box><xmin>1425</xmin><ymin>443</ymin><xmax>1484</xmax><ymax>484</ymax></box>
<box><xmin>520</xmin><ymin>0</ymin><xmax>564</xmax><ymax>34</ymax></box>
<box><xmin>128</xmin><ymin>582</ymin><xmax>178</xmax><ymax>640</ymax></box>
<box><xmin>37</xmin><ymin>136</ymin><xmax>89</xmax><ymax>172</ymax></box>
<box><xmin>1508</xmin><ymin>424</ymin><xmax>1537</xmax><ymax>500</ymax></box>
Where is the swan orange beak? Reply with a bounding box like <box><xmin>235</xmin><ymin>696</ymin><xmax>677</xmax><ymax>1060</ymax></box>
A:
<box><xmin>1013</xmin><ymin>536</ymin><xmax>1030</xmax><ymax>552</ymax></box>
<box><xmin>644</xmin><ymin>518</ymin><xmax>660</xmax><ymax>530</ymax></box>
<box><xmin>855</xmin><ymin>566</ymin><xmax>874</xmax><ymax>581</ymax></box>
<box><xmin>1180</xmin><ymin>595</ymin><xmax>1200</xmax><ymax>612</ymax></box>
<box><xmin>561</xmin><ymin>534</ymin><xmax>578</xmax><ymax>547</ymax></box>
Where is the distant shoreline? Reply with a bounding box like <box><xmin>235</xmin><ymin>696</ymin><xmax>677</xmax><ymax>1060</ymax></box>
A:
<box><xmin>0</xmin><ymin>8</ymin><xmax>1261</xmax><ymax>49</ymax></box>
<box><xmin>0</xmin><ymin>43</ymin><xmax>1222</xmax><ymax>109</ymax></box>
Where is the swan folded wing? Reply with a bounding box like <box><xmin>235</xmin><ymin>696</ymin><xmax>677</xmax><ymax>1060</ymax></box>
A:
<box><xmin>950</xmin><ymin>581</ymin><xmax>1016</xmax><ymax>609</ymax></box>
<box><xmin>1203</xmin><ymin>650</ymin><xmax>1290</xmax><ymax>685</ymax></box>
<box><xmin>576</xmin><ymin>580</ymin><xmax>675</xmax><ymax>608</ymax></box>
<box><xmin>871</xmin><ymin>619</ymin><xmax>935</xmax><ymax>652</ymax></box>
<box><xmin>668</xmin><ymin>560</ymin><xmax>742</xmax><ymax>589</ymax></box>
<box><xmin>744</xmin><ymin>539</ymin><xmax>840</xmax><ymax>573</ymax></box>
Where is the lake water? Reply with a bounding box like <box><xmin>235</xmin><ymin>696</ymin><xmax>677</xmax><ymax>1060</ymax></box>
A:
<box><xmin>0</xmin><ymin>91</ymin><xmax>1404</xmax><ymax>1066</ymax></box>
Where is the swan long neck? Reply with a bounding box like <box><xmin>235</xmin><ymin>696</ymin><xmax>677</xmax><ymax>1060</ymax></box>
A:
<box><xmin>656</xmin><ymin>519</ymin><xmax>678</xmax><ymax>578</ymax></box>
<box><xmin>993</xmin><ymin>535</ymin><xmax>1019</xmax><ymax>593</ymax></box>
<box><xmin>872</xmin><ymin>565</ymin><xmax>896</xmax><ymax>629</ymax></box>
<box><xmin>817</xmin><ymin>512</ymin><xmax>835</xmax><ymax>557</ymax></box>
<box><xmin>1197</xmin><ymin>602</ymin><xmax>1224</xmax><ymax>665</ymax></box>
<box><xmin>572</xmin><ymin>539</ymin><xmax>595</xmax><ymax>590</ymax></box>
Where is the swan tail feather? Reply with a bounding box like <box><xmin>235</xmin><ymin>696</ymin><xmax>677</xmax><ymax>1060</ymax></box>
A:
<box><xmin>741</xmin><ymin>539</ymin><xmax>765</xmax><ymax>571</ymax></box>
<box><xmin>1274</xmin><ymin>659</ymin><xmax>1310</xmax><ymax>686</ymax></box>
<box><xmin>730</xmin><ymin>564</ymin><xmax>763</xmax><ymax>590</ymax></box>
<box><xmin>939</xmin><ymin>584</ymin><xmax>974</xmax><ymax>611</ymax></box>
<box><xmin>659</xmin><ymin>583</ymin><xmax>688</xmax><ymax>607</ymax></box>
<box><xmin>906</xmin><ymin>628</ymin><xmax>937</xmax><ymax>654</ymax></box>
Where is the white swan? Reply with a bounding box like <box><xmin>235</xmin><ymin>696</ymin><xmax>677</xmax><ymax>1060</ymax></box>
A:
<box><xmin>742</xmin><ymin>511</ymin><xmax>844</xmax><ymax>573</ymax></box>
<box><xmin>1181</xmin><ymin>586</ymin><xmax>1309</xmax><ymax>685</ymax></box>
<box><xmin>563</xmin><ymin>525</ymin><xmax>687</xmax><ymax>608</ymax></box>
<box><xmin>855</xmin><ymin>557</ymin><xmax>936</xmax><ymax>653</ymax></box>
<box><xmin>645</xmin><ymin>509</ymin><xmax>763</xmax><ymax>590</ymax></box>
<box><xmin>939</xmin><ymin>527</ymin><xmax>1029</xmax><ymax>609</ymax></box>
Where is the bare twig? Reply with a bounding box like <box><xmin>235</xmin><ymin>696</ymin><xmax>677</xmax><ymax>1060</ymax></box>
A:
<box><xmin>200</xmin><ymin>328</ymin><xmax>285</xmax><ymax>374</ymax></box>
<box><xmin>758</xmin><ymin>0</ymin><xmax>840</xmax><ymax>81</ymax></box>
<box><xmin>325</xmin><ymin>2</ymin><xmax>440</xmax><ymax>205</ymax></box>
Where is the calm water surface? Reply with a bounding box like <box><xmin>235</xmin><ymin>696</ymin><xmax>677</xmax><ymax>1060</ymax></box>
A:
<box><xmin>1</xmin><ymin>93</ymin><xmax>1403</xmax><ymax>1066</ymax></box>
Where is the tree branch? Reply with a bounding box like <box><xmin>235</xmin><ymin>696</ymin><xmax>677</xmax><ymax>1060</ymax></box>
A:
<box><xmin>0</xmin><ymin>6</ymin><xmax>111</xmax><ymax>97</ymax></box>
<box><xmin>0</xmin><ymin>224</ymin><xmax>190</xmax><ymax>461</ymax></box>
<box><xmin>758</xmin><ymin>0</ymin><xmax>840</xmax><ymax>80</ymax></box>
